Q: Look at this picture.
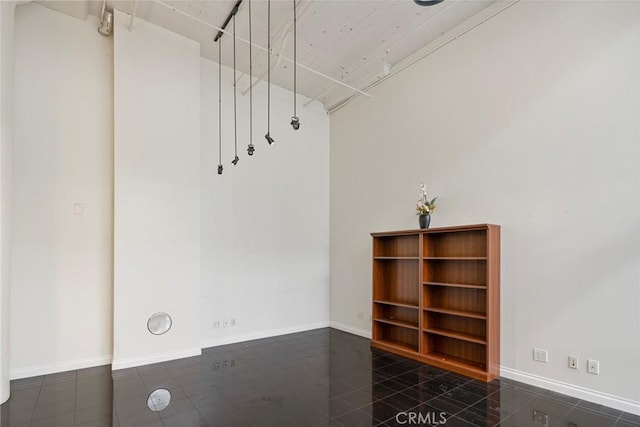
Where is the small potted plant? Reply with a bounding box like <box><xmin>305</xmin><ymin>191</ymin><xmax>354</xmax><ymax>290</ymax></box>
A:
<box><xmin>416</xmin><ymin>183</ymin><xmax>437</xmax><ymax>229</ymax></box>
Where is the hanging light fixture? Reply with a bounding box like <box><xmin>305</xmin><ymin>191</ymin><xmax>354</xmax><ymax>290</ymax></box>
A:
<box><xmin>265</xmin><ymin>0</ymin><xmax>275</xmax><ymax>145</ymax></box>
<box><xmin>213</xmin><ymin>0</ymin><xmax>243</xmax><ymax>173</ymax></box>
<box><xmin>290</xmin><ymin>0</ymin><xmax>300</xmax><ymax>131</ymax></box>
<box><xmin>231</xmin><ymin>15</ymin><xmax>240</xmax><ymax>166</ymax></box>
<box><xmin>217</xmin><ymin>43</ymin><xmax>223</xmax><ymax>175</ymax></box>
<box><xmin>247</xmin><ymin>0</ymin><xmax>255</xmax><ymax>156</ymax></box>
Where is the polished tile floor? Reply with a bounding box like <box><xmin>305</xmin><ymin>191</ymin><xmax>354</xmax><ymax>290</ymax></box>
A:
<box><xmin>1</xmin><ymin>328</ymin><xmax>638</xmax><ymax>427</ymax></box>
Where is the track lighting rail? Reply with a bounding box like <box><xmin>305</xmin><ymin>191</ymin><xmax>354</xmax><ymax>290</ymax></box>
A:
<box><xmin>214</xmin><ymin>0</ymin><xmax>244</xmax><ymax>43</ymax></box>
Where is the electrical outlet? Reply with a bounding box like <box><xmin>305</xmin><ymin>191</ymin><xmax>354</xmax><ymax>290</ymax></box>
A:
<box><xmin>223</xmin><ymin>319</ymin><xmax>230</xmax><ymax>328</ymax></box>
<box><xmin>230</xmin><ymin>318</ymin><xmax>236</xmax><ymax>326</ymax></box>
<box><xmin>532</xmin><ymin>410</ymin><xmax>549</xmax><ymax>426</ymax></box>
<box><xmin>568</xmin><ymin>356</ymin><xmax>578</xmax><ymax>369</ymax></box>
<box><xmin>533</xmin><ymin>348</ymin><xmax>549</xmax><ymax>363</ymax></box>
<box><xmin>212</xmin><ymin>321</ymin><xmax>220</xmax><ymax>328</ymax></box>
<box><xmin>587</xmin><ymin>359</ymin><xmax>600</xmax><ymax>374</ymax></box>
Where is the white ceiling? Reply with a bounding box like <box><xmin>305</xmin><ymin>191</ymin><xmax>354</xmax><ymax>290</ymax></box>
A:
<box><xmin>36</xmin><ymin>0</ymin><xmax>496</xmax><ymax>110</ymax></box>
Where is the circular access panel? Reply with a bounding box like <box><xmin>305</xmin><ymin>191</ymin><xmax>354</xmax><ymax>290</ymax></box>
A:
<box><xmin>147</xmin><ymin>312</ymin><xmax>172</xmax><ymax>335</ymax></box>
<box><xmin>147</xmin><ymin>388</ymin><xmax>171</xmax><ymax>411</ymax></box>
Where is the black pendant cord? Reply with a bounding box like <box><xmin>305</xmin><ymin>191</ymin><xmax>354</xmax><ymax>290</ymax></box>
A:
<box><xmin>231</xmin><ymin>15</ymin><xmax>239</xmax><ymax>165</ymax></box>
<box><xmin>264</xmin><ymin>0</ymin><xmax>274</xmax><ymax>145</ymax></box>
<box><xmin>214</xmin><ymin>0</ymin><xmax>244</xmax><ymax>170</ymax></box>
<box><xmin>293</xmin><ymin>0</ymin><xmax>297</xmax><ymax>117</ymax></box>
<box><xmin>247</xmin><ymin>0</ymin><xmax>254</xmax><ymax>156</ymax></box>
<box><xmin>217</xmin><ymin>44</ymin><xmax>223</xmax><ymax>175</ymax></box>
<box><xmin>268</xmin><ymin>0</ymin><xmax>270</xmax><ymax>133</ymax></box>
<box><xmin>290</xmin><ymin>0</ymin><xmax>300</xmax><ymax>130</ymax></box>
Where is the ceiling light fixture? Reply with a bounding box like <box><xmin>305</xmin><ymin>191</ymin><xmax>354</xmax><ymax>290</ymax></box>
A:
<box><xmin>97</xmin><ymin>0</ymin><xmax>113</xmax><ymax>37</ymax></box>
<box><xmin>231</xmin><ymin>14</ymin><xmax>239</xmax><ymax>166</ymax></box>
<box><xmin>413</xmin><ymin>0</ymin><xmax>445</xmax><ymax>6</ymax></box>
<box><xmin>247</xmin><ymin>0</ymin><xmax>255</xmax><ymax>156</ymax></box>
<box><xmin>214</xmin><ymin>1</ymin><xmax>243</xmax><ymax>174</ymax></box>
<box><xmin>217</xmin><ymin>44</ymin><xmax>223</xmax><ymax>175</ymax></box>
<box><xmin>290</xmin><ymin>0</ymin><xmax>300</xmax><ymax>131</ymax></box>
<box><xmin>265</xmin><ymin>0</ymin><xmax>275</xmax><ymax>145</ymax></box>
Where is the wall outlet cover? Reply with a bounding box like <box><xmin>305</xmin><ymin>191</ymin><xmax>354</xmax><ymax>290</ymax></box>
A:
<box><xmin>533</xmin><ymin>348</ymin><xmax>549</xmax><ymax>363</ymax></box>
<box><xmin>532</xmin><ymin>409</ymin><xmax>549</xmax><ymax>426</ymax></box>
<box><xmin>568</xmin><ymin>356</ymin><xmax>578</xmax><ymax>369</ymax></box>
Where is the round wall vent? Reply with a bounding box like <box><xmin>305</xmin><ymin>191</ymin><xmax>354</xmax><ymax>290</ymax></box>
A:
<box><xmin>147</xmin><ymin>312</ymin><xmax>172</xmax><ymax>335</ymax></box>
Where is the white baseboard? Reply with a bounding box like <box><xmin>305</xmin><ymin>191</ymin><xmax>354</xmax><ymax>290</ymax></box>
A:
<box><xmin>112</xmin><ymin>347</ymin><xmax>202</xmax><ymax>371</ymax></box>
<box><xmin>200</xmin><ymin>321</ymin><xmax>330</xmax><ymax>349</ymax></box>
<box><xmin>329</xmin><ymin>321</ymin><xmax>371</xmax><ymax>339</ymax></box>
<box><xmin>10</xmin><ymin>355</ymin><xmax>112</xmax><ymax>380</ymax></box>
<box><xmin>500</xmin><ymin>366</ymin><xmax>640</xmax><ymax>416</ymax></box>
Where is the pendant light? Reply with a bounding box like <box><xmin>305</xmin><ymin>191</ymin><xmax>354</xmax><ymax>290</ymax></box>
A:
<box><xmin>290</xmin><ymin>0</ymin><xmax>300</xmax><ymax>130</ymax></box>
<box><xmin>217</xmin><ymin>44</ymin><xmax>223</xmax><ymax>175</ymax></box>
<box><xmin>247</xmin><ymin>0</ymin><xmax>255</xmax><ymax>156</ymax></box>
<box><xmin>231</xmin><ymin>15</ymin><xmax>240</xmax><ymax>166</ymax></box>
<box><xmin>264</xmin><ymin>0</ymin><xmax>275</xmax><ymax>145</ymax></box>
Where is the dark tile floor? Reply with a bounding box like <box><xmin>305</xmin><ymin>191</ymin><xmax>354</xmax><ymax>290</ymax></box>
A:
<box><xmin>1</xmin><ymin>328</ymin><xmax>638</xmax><ymax>427</ymax></box>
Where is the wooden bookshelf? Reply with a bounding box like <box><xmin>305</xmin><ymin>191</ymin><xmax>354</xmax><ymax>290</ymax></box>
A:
<box><xmin>371</xmin><ymin>224</ymin><xmax>500</xmax><ymax>382</ymax></box>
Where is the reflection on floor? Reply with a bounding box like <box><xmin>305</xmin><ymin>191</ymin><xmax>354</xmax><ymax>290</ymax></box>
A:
<box><xmin>1</xmin><ymin>328</ymin><xmax>638</xmax><ymax>426</ymax></box>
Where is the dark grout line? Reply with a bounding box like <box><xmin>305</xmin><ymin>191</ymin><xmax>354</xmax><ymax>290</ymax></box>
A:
<box><xmin>28</xmin><ymin>378</ymin><xmax>44</xmax><ymax>426</ymax></box>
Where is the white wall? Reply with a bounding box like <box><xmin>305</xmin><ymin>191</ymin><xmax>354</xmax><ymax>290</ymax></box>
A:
<box><xmin>0</xmin><ymin>0</ymin><xmax>16</xmax><ymax>403</ymax></box>
<box><xmin>8</xmin><ymin>2</ymin><xmax>328</xmax><ymax>377</ymax></box>
<box><xmin>113</xmin><ymin>10</ymin><xmax>201</xmax><ymax>369</ymax></box>
<box><xmin>200</xmin><ymin>57</ymin><xmax>330</xmax><ymax>348</ymax></box>
<box><xmin>330</xmin><ymin>1</ymin><xmax>640</xmax><ymax>413</ymax></box>
<box><xmin>11</xmin><ymin>3</ymin><xmax>113</xmax><ymax>378</ymax></box>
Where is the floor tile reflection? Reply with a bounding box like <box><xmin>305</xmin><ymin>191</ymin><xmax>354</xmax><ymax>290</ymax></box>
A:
<box><xmin>1</xmin><ymin>328</ymin><xmax>637</xmax><ymax>426</ymax></box>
